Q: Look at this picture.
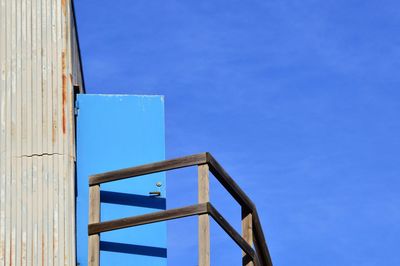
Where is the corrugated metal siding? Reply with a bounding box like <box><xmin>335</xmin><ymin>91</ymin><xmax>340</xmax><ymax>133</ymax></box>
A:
<box><xmin>0</xmin><ymin>0</ymin><xmax>83</xmax><ymax>265</ymax></box>
<box><xmin>70</xmin><ymin>4</ymin><xmax>84</xmax><ymax>92</ymax></box>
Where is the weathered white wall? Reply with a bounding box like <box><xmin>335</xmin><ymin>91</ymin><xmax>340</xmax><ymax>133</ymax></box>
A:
<box><xmin>0</xmin><ymin>0</ymin><xmax>83</xmax><ymax>264</ymax></box>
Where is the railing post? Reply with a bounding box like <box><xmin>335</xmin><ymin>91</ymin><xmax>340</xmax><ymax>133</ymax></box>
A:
<box><xmin>242</xmin><ymin>208</ymin><xmax>254</xmax><ymax>266</ymax></box>
<box><xmin>88</xmin><ymin>184</ymin><xmax>100</xmax><ymax>266</ymax></box>
<box><xmin>198</xmin><ymin>164</ymin><xmax>210</xmax><ymax>266</ymax></box>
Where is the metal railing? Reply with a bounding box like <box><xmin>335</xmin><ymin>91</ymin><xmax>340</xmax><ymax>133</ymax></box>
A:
<box><xmin>88</xmin><ymin>153</ymin><xmax>273</xmax><ymax>266</ymax></box>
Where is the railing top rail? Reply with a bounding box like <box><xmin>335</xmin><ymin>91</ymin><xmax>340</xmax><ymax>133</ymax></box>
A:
<box><xmin>89</xmin><ymin>153</ymin><xmax>253</xmax><ymax>207</ymax></box>
<box><xmin>89</xmin><ymin>153</ymin><xmax>208</xmax><ymax>186</ymax></box>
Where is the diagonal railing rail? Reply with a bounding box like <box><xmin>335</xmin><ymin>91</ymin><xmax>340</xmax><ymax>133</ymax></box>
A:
<box><xmin>88</xmin><ymin>153</ymin><xmax>273</xmax><ymax>266</ymax></box>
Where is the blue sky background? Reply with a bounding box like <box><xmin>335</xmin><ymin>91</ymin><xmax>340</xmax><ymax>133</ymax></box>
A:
<box><xmin>74</xmin><ymin>1</ymin><xmax>400</xmax><ymax>265</ymax></box>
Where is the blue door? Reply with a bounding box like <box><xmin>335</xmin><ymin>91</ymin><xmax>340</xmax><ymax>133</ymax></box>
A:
<box><xmin>76</xmin><ymin>94</ymin><xmax>167</xmax><ymax>266</ymax></box>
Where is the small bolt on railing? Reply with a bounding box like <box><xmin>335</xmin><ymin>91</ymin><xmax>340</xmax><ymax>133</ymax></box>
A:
<box><xmin>88</xmin><ymin>153</ymin><xmax>273</xmax><ymax>266</ymax></box>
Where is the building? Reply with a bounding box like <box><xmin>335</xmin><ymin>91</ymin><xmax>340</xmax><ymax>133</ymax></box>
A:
<box><xmin>0</xmin><ymin>1</ymin><xmax>272</xmax><ymax>265</ymax></box>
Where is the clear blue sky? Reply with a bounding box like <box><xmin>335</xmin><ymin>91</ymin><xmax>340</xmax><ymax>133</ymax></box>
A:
<box><xmin>75</xmin><ymin>1</ymin><xmax>400</xmax><ymax>265</ymax></box>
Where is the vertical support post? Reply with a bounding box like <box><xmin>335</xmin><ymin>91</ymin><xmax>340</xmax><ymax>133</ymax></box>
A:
<box><xmin>198</xmin><ymin>164</ymin><xmax>210</xmax><ymax>266</ymax></box>
<box><xmin>242</xmin><ymin>208</ymin><xmax>254</xmax><ymax>266</ymax></box>
<box><xmin>88</xmin><ymin>185</ymin><xmax>100</xmax><ymax>266</ymax></box>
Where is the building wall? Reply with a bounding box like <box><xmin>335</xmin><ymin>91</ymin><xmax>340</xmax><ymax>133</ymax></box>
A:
<box><xmin>0</xmin><ymin>0</ymin><xmax>83</xmax><ymax>265</ymax></box>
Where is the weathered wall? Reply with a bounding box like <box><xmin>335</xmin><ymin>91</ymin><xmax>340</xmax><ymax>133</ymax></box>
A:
<box><xmin>0</xmin><ymin>0</ymin><xmax>83</xmax><ymax>265</ymax></box>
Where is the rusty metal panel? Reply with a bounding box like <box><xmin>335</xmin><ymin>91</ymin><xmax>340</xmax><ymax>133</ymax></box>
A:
<box><xmin>0</xmin><ymin>0</ymin><xmax>83</xmax><ymax>264</ymax></box>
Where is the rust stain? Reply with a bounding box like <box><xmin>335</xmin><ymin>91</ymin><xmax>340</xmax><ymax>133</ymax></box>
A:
<box><xmin>62</xmin><ymin>51</ymin><xmax>67</xmax><ymax>135</ymax></box>
<box><xmin>42</xmin><ymin>234</ymin><xmax>44</xmax><ymax>266</ymax></box>
<box><xmin>52</xmin><ymin>123</ymin><xmax>56</xmax><ymax>144</ymax></box>
<box><xmin>31</xmin><ymin>243</ymin><xmax>33</xmax><ymax>266</ymax></box>
<box><xmin>53</xmin><ymin>231</ymin><xmax>55</xmax><ymax>265</ymax></box>
<box><xmin>62</xmin><ymin>76</ymin><xmax>67</xmax><ymax>134</ymax></box>
<box><xmin>61</xmin><ymin>0</ymin><xmax>67</xmax><ymax>16</ymax></box>
<box><xmin>9</xmin><ymin>240</ymin><xmax>12</xmax><ymax>266</ymax></box>
<box><xmin>31</xmin><ymin>240</ymin><xmax>34</xmax><ymax>266</ymax></box>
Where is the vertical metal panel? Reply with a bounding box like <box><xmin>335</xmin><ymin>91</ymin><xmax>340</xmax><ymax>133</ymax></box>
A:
<box><xmin>0</xmin><ymin>0</ymin><xmax>84</xmax><ymax>264</ymax></box>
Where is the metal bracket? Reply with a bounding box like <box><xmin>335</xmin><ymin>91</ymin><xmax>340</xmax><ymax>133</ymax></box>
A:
<box><xmin>74</xmin><ymin>100</ymin><xmax>80</xmax><ymax>116</ymax></box>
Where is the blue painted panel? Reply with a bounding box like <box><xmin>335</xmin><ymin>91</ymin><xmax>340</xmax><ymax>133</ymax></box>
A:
<box><xmin>76</xmin><ymin>95</ymin><xmax>166</xmax><ymax>266</ymax></box>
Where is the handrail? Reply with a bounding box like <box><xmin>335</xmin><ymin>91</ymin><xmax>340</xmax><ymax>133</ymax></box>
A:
<box><xmin>88</xmin><ymin>153</ymin><xmax>273</xmax><ymax>266</ymax></box>
<box><xmin>89</xmin><ymin>153</ymin><xmax>208</xmax><ymax>185</ymax></box>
